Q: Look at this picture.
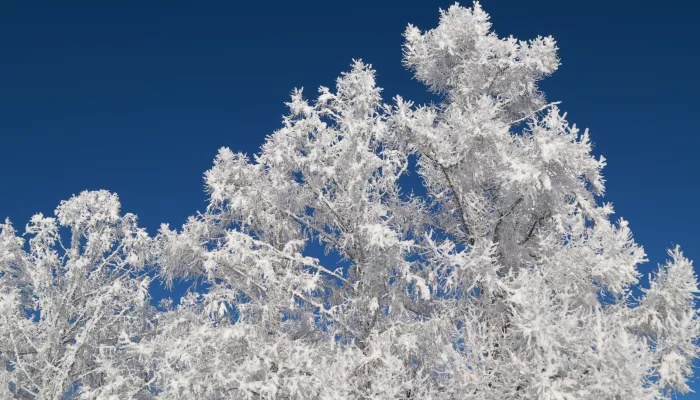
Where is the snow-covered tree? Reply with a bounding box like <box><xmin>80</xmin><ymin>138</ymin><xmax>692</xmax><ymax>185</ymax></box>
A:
<box><xmin>139</xmin><ymin>3</ymin><xmax>700</xmax><ymax>399</ymax></box>
<box><xmin>2</xmin><ymin>2</ymin><xmax>698</xmax><ymax>399</ymax></box>
<box><xmin>0</xmin><ymin>191</ymin><xmax>154</xmax><ymax>399</ymax></box>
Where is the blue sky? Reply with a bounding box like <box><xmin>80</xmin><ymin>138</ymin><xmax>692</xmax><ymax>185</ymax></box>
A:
<box><xmin>1</xmin><ymin>0</ymin><xmax>699</xmax><ymax>395</ymax></box>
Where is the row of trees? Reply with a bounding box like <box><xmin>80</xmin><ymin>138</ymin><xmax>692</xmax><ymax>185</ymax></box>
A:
<box><xmin>1</xmin><ymin>3</ymin><xmax>698</xmax><ymax>399</ymax></box>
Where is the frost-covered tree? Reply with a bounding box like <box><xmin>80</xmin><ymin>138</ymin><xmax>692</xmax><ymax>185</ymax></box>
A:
<box><xmin>2</xmin><ymin>2</ymin><xmax>699</xmax><ymax>399</ymax></box>
<box><xmin>139</xmin><ymin>3</ymin><xmax>699</xmax><ymax>399</ymax></box>
<box><xmin>0</xmin><ymin>191</ymin><xmax>154</xmax><ymax>399</ymax></box>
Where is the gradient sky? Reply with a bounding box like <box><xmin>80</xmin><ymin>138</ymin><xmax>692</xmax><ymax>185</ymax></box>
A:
<box><xmin>1</xmin><ymin>0</ymin><xmax>699</xmax><ymax>395</ymax></box>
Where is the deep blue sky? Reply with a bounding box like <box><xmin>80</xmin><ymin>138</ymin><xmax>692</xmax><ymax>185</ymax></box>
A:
<box><xmin>1</xmin><ymin>0</ymin><xmax>699</xmax><ymax>394</ymax></box>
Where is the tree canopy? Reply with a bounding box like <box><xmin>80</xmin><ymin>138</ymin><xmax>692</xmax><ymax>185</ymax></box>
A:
<box><xmin>1</xmin><ymin>3</ymin><xmax>698</xmax><ymax>399</ymax></box>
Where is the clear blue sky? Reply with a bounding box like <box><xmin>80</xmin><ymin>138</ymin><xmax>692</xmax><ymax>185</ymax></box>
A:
<box><xmin>1</xmin><ymin>0</ymin><xmax>699</xmax><ymax>395</ymax></box>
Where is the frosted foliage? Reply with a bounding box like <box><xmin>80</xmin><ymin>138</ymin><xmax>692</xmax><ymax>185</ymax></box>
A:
<box><xmin>2</xmin><ymin>2</ymin><xmax>698</xmax><ymax>399</ymax></box>
<box><xmin>1</xmin><ymin>191</ymin><xmax>153</xmax><ymax>399</ymax></box>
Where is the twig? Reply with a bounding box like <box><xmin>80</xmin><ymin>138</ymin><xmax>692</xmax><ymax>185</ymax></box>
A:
<box><xmin>508</xmin><ymin>101</ymin><xmax>561</xmax><ymax>125</ymax></box>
